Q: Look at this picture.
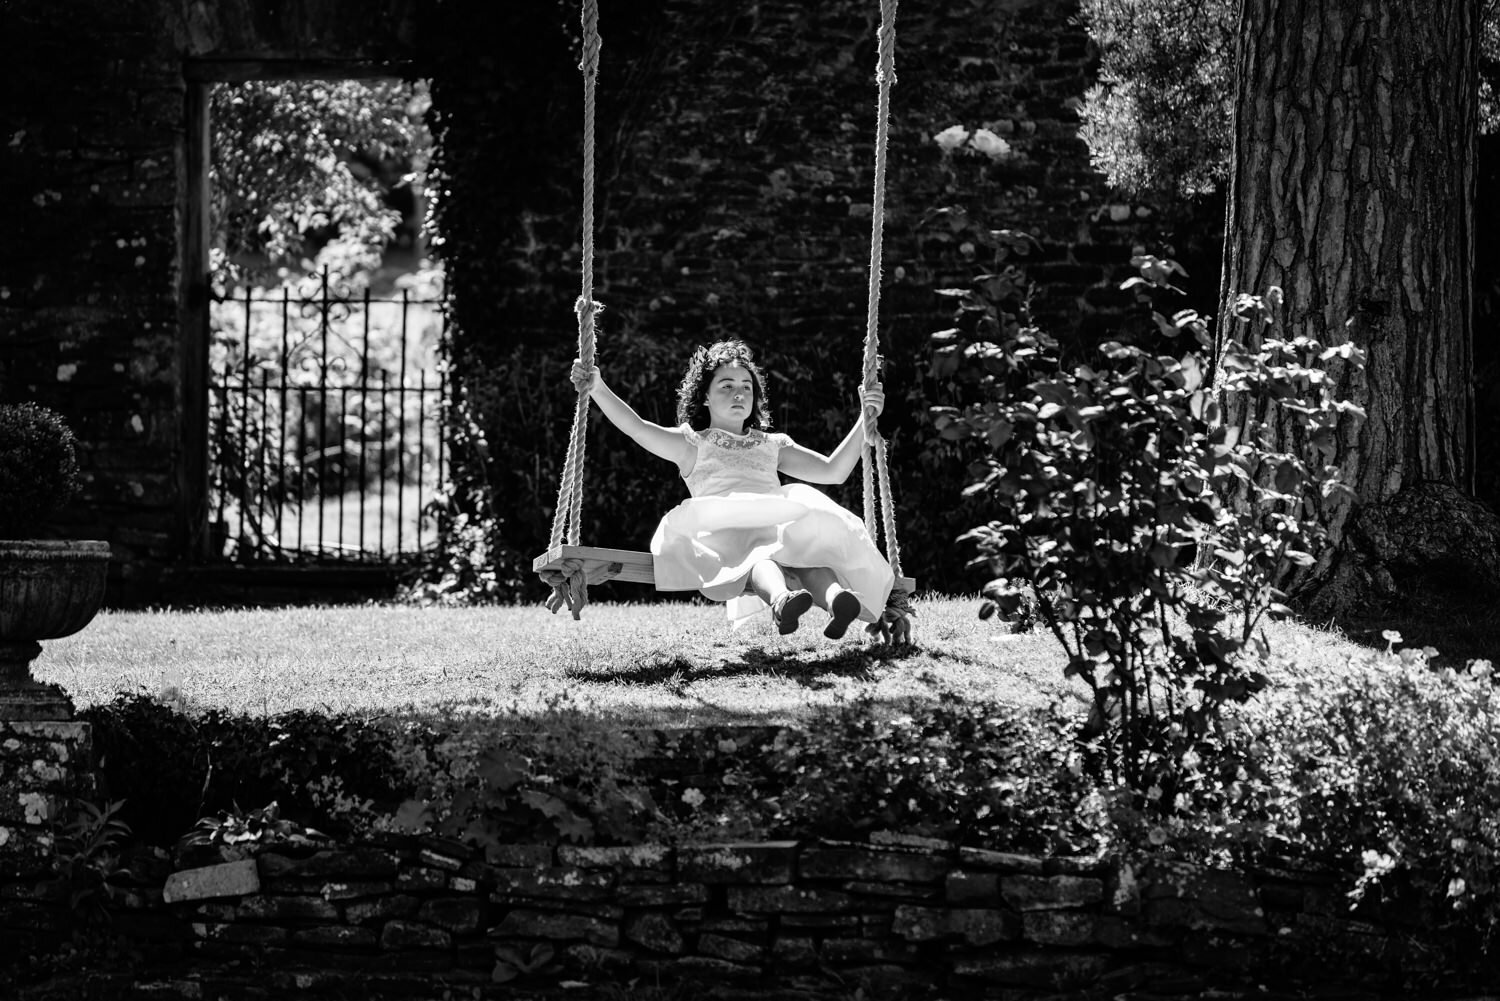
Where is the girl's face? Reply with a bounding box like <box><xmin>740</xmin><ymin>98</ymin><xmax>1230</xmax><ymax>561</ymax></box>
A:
<box><xmin>704</xmin><ymin>364</ymin><xmax>756</xmax><ymax>432</ymax></box>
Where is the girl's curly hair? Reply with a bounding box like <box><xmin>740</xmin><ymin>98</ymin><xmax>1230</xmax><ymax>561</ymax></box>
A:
<box><xmin>675</xmin><ymin>339</ymin><xmax>773</xmax><ymax>431</ymax></box>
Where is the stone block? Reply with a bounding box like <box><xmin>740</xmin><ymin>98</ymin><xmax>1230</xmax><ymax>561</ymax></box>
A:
<box><xmin>954</xmin><ymin>951</ymin><xmax>1113</xmax><ymax>989</ymax></box>
<box><xmin>379</xmin><ymin>919</ymin><xmax>453</xmax><ymax>950</ymax></box>
<box><xmin>1140</xmin><ymin>861</ymin><xmax>1267</xmax><ymax>936</ymax></box>
<box><xmin>558</xmin><ymin>844</ymin><xmax>670</xmax><ymax>872</ymax></box>
<box><xmin>491</xmin><ymin>908</ymin><xmax>618</xmax><ymax>947</ymax></box>
<box><xmin>999</xmin><ymin>873</ymin><xmax>1105</xmax><ymax>911</ymax></box>
<box><xmin>346</xmin><ymin>895</ymin><xmax>420</xmax><ymax>925</ymax></box>
<box><xmin>417</xmin><ymin>847</ymin><xmax>466</xmax><ymax>871</ymax></box>
<box><xmin>464</xmin><ymin>844</ymin><xmax>552</xmax><ymax>871</ymax></box>
<box><xmin>163</xmin><ymin>860</ymin><xmax>261</xmax><ymax>904</ymax></box>
<box><xmin>869</xmin><ymin>831</ymin><xmax>952</xmax><ymax>851</ymax></box>
<box><xmin>698</xmin><ymin>932</ymin><xmax>763</xmax><ymax>963</ymax></box>
<box><xmin>1044</xmin><ymin>855</ymin><xmax>1107</xmax><ymax>876</ymax></box>
<box><xmin>624</xmin><ymin>911</ymin><xmax>684</xmax><ymax>954</ymax></box>
<box><xmin>771</xmin><ymin>935</ymin><xmax>818</xmax><ymax>968</ymax></box>
<box><xmin>0</xmin><ymin>899</ymin><xmax>67</xmax><ymax>933</ymax></box>
<box><xmin>236</xmin><ymin>894</ymin><xmax>339</xmax><ymax>923</ymax></box>
<box><xmin>489</xmin><ymin>866</ymin><xmax>614</xmax><ymax>901</ymax></box>
<box><xmin>841</xmin><ymin>880</ymin><xmax>941</xmax><ymax>902</ymax></box>
<box><xmin>779</xmin><ymin>913</ymin><xmax>863</xmax><ymax>930</ymax></box>
<box><xmin>316</xmin><ymin>879</ymin><xmax>394</xmax><ymax>901</ymax></box>
<box><xmin>290</xmin><ymin>925</ymin><xmax>379</xmax><ymax>949</ymax></box>
<box><xmin>800</xmin><ymin>847</ymin><xmax>949</xmax><ymax>883</ymax></box>
<box><xmin>1024</xmin><ymin>909</ymin><xmax>1097</xmax><ymax>946</ymax></box>
<box><xmin>892</xmin><ymin>905</ymin><xmax>1019</xmax><ymax>945</ymax></box>
<box><xmin>644</xmin><ymin>955</ymin><xmax>761</xmax><ymax>984</ymax></box>
<box><xmin>679</xmin><ymin>842</ymin><xmax>796</xmax><ymax>884</ymax></box>
<box><xmin>818</xmin><ymin>937</ymin><xmax>878</xmax><ymax>963</ymax></box>
<box><xmin>617</xmin><ymin>883</ymin><xmax>710</xmax><ymax>907</ymax></box>
<box><xmin>395</xmin><ymin>867</ymin><xmax>450</xmax><ymax>892</ymax></box>
<box><xmin>957</xmin><ymin>847</ymin><xmax>1046</xmax><ymax>874</ymax></box>
<box><xmin>193</xmin><ymin>921</ymin><xmax>288</xmax><ymax>945</ymax></box>
<box><xmin>1091</xmin><ymin>914</ymin><xmax>1174</xmax><ymax>949</ymax></box>
<box><xmin>562</xmin><ymin>943</ymin><xmax>635</xmax><ymax>974</ymax></box>
<box><xmin>257</xmin><ymin>849</ymin><xmax>399</xmax><ymax>881</ymax></box>
<box><xmin>727</xmin><ymin>885</ymin><xmax>856</xmax><ymax>914</ymax></box>
<box><xmin>945</xmin><ymin>870</ymin><xmax>1002</xmax><ymax>905</ymax></box>
<box><xmin>417</xmin><ymin>896</ymin><xmax>483</xmax><ymax>935</ymax></box>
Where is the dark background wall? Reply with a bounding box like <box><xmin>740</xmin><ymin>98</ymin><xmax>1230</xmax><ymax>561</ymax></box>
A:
<box><xmin>0</xmin><ymin>0</ymin><xmax>1221</xmax><ymax>605</ymax></box>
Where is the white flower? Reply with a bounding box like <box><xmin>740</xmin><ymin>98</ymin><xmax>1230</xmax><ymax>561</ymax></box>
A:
<box><xmin>681</xmin><ymin>788</ymin><xmax>705</xmax><ymax>809</ymax></box>
<box><xmin>933</xmin><ymin>124</ymin><xmax>970</xmax><ymax>151</ymax></box>
<box><xmin>969</xmin><ymin>129</ymin><xmax>1011</xmax><ymax>159</ymax></box>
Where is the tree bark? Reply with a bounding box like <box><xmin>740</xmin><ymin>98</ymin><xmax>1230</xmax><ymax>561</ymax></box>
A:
<box><xmin>1218</xmin><ymin>0</ymin><xmax>1487</xmax><ymax>616</ymax></box>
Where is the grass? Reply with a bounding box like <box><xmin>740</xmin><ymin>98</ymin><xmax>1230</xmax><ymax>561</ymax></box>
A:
<box><xmin>33</xmin><ymin>595</ymin><xmax>1416</xmax><ymax>728</ymax></box>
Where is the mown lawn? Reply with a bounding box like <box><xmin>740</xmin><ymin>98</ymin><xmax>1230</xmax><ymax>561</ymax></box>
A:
<box><xmin>35</xmin><ymin>595</ymin><xmax>1406</xmax><ymax>727</ymax></box>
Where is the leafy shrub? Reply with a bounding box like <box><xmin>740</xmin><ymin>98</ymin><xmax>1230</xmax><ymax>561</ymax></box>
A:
<box><xmin>178</xmin><ymin>801</ymin><xmax>326</xmax><ymax>859</ymax></box>
<box><xmin>0</xmin><ymin>402</ymin><xmax>81</xmax><ymax>539</ymax></box>
<box><xmin>82</xmin><ymin>695</ymin><xmax>415</xmax><ymax>846</ymax></box>
<box><xmin>932</xmin><ymin>251</ymin><xmax>1365</xmax><ymax>797</ymax></box>
<box><xmin>1252</xmin><ymin>644</ymin><xmax>1500</xmax><ymax>961</ymax></box>
<box><xmin>714</xmin><ymin>693</ymin><xmax>1104</xmax><ymax>854</ymax></box>
<box><xmin>1076</xmin><ymin>0</ymin><xmax>1236</xmax><ymax>198</ymax></box>
<box><xmin>389</xmin><ymin>695</ymin><xmax>661</xmax><ymax>851</ymax></box>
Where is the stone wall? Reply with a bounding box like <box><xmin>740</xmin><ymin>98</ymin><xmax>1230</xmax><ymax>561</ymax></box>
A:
<box><xmin>3</xmin><ymin>829</ymin><xmax>1453</xmax><ymax>998</ymax></box>
<box><xmin>0</xmin><ymin>721</ymin><xmax>94</xmax><ymax>963</ymax></box>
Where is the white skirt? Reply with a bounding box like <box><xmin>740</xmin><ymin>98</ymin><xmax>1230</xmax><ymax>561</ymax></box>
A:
<box><xmin>650</xmin><ymin>484</ymin><xmax>895</xmax><ymax>626</ymax></box>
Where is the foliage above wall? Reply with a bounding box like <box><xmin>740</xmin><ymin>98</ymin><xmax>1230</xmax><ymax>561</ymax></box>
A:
<box><xmin>210</xmin><ymin>80</ymin><xmax>431</xmax><ymax>286</ymax></box>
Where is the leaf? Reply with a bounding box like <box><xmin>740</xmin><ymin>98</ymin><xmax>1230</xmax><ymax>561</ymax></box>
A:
<box><xmin>391</xmin><ymin>799</ymin><xmax>433</xmax><ymax>833</ymax></box>
<box><xmin>555</xmin><ymin>812</ymin><xmax>594</xmax><ymax>844</ymax></box>
<box><xmin>1179</xmin><ymin>353</ymin><xmax>1203</xmax><ymax>392</ymax></box>
<box><xmin>492</xmin><ymin>961</ymin><xmax>520</xmax><ymax>984</ymax></box>
<box><xmin>477</xmin><ymin>748</ymin><xmax>529</xmax><ymax>792</ymax></box>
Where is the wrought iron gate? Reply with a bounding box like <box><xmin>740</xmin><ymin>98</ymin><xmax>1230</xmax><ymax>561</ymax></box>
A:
<box><xmin>207</xmin><ymin>268</ymin><xmax>448</xmax><ymax>564</ymax></box>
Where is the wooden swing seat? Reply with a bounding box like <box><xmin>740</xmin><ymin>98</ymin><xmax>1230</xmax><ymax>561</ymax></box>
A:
<box><xmin>534</xmin><ymin>544</ymin><xmax>916</xmax><ymax>594</ymax></box>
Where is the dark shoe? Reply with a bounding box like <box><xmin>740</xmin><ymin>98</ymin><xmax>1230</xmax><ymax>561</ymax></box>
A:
<box><xmin>824</xmin><ymin>590</ymin><xmax>862</xmax><ymax>640</ymax></box>
<box><xmin>772</xmin><ymin>589</ymin><xmax>813</xmax><ymax>635</ymax></box>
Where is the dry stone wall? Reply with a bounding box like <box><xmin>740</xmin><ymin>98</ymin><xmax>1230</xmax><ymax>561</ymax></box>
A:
<box><xmin>2</xmin><ymin>825</ymin><xmax>1450</xmax><ymax>999</ymax></box>
<box><xmin>0</xmin><ymin>721</ymin><xmax>94</xmax><ymax>963</ymax></box>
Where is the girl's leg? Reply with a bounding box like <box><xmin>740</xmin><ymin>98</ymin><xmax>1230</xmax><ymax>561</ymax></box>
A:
<box><xmin>795</xmin><ymin>566</ymin><xmax>863</xmax><ymax>640</ymax></box>
<box><xmin>751</xmin><ymin>559</ymin><xmax>811</xmax><ymax>635</ymax></box>
<box><xmin>795</xmin><ymin>566</ymin><xmax>842</xmax><ymax>611</ymax></box>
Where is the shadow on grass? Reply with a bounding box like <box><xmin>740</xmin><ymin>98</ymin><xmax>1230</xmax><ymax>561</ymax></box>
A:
<box><xmin>564</xmin><ymin>641</ymin><xmax>927</xmax><ymax>691</ymax></box>
<box><xmin>1335</xmin><ymin>589</ymin><xmax>1500</xmax><ymax>668</ymax></box>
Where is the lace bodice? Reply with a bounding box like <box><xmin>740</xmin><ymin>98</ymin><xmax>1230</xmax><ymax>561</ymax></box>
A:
<box><xmin>680</xmin><ymin>425</ymin><xmax>791</xmax><ymax>497</ymax></box>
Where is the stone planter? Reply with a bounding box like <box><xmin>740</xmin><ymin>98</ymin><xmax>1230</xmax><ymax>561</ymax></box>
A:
<box><xmin>0</xmin><ymin>539</ymin><xmax>110</xmax><ymax>720</ymax></box>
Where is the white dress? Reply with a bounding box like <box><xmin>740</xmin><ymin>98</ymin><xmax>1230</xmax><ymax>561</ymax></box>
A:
<box><xmin>650</xmin><ymin>425</ymin><xmax>895</xmax><ymax>626</ymax></box>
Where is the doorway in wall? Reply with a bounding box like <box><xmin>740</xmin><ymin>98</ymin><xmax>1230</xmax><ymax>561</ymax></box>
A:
<box><xmin>196</xmin><ymin>77</ymin><xmax>448</xmax><ymax>569</ymax></box>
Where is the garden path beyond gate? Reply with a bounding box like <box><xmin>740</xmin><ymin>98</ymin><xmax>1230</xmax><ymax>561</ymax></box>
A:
<box><xmin>207</xmin><ymin>268</ymin><xmax>448</xmax><ymax>566</ymax></box>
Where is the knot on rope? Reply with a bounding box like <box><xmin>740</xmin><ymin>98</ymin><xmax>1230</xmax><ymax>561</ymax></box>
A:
<box><xmin>574</xmin><ymin>295</ymin><xmax>604</xmax><ymax>323</ymax></box>
<box><xmin>540</xmin><ymin>559</ymin><xmax>590</xmax><ymax>619</ymax></box>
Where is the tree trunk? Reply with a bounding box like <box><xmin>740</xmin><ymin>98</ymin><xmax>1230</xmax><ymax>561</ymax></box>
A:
<box><xmin>1218</xmin><ymin>0</ymin><xmax>1489</xmax><ymax>617</ymax></box>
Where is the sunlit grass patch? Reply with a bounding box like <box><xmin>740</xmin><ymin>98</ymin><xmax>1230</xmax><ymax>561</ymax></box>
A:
<box><xmin>32</xmin><ymin>595</ymin><xmax>1426</xmax><ymax>731</ymax></box>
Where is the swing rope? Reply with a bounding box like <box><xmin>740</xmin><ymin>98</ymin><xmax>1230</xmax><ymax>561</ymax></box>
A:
<box><xmin>859</xmin><ymin>0</ymin><xmax>914</xmax><ymax>633</ymax></box>
<box><xmin>541</xmin><ymin>0</ymin><xmax>605</xmax><ymax>618</ymax></box>
<box><xmin>544</xmin><ymin>0</ymin><xmax>912</xmax><ymax>635</ymax></box>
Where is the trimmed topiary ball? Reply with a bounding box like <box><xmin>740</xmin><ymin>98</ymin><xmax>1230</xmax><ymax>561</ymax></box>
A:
<box><xmin>0</xmin><ymin>402</ymin><xmax>81</xmax><ymax>540</ymax></box>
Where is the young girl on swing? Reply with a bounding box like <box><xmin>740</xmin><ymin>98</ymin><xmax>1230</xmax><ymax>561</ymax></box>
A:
<box><xmin>571</xmin><ymin>338</ymin><xmax>894</xmax><ymax>639</ymax></box>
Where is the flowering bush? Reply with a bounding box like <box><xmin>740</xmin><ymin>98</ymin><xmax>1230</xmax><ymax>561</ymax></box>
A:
<box><xmin>719</xmin><ymin>693</ymin><xmax>1104</xmax><ymax>854</ymax></box>
<box><xmin>1252</xmin><ymin>642</ymin><xmax>1500</xmax><ymax>953</ymax></box>
<box><xmin>930</xmin><ymin>250</ymin><xmax>1365</xmax><ymax>801</ymax></box>
<box><xmin>933</xmin><ymin>123</ymin><xmax>1014</xmax><ymax>160</ymax></box>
